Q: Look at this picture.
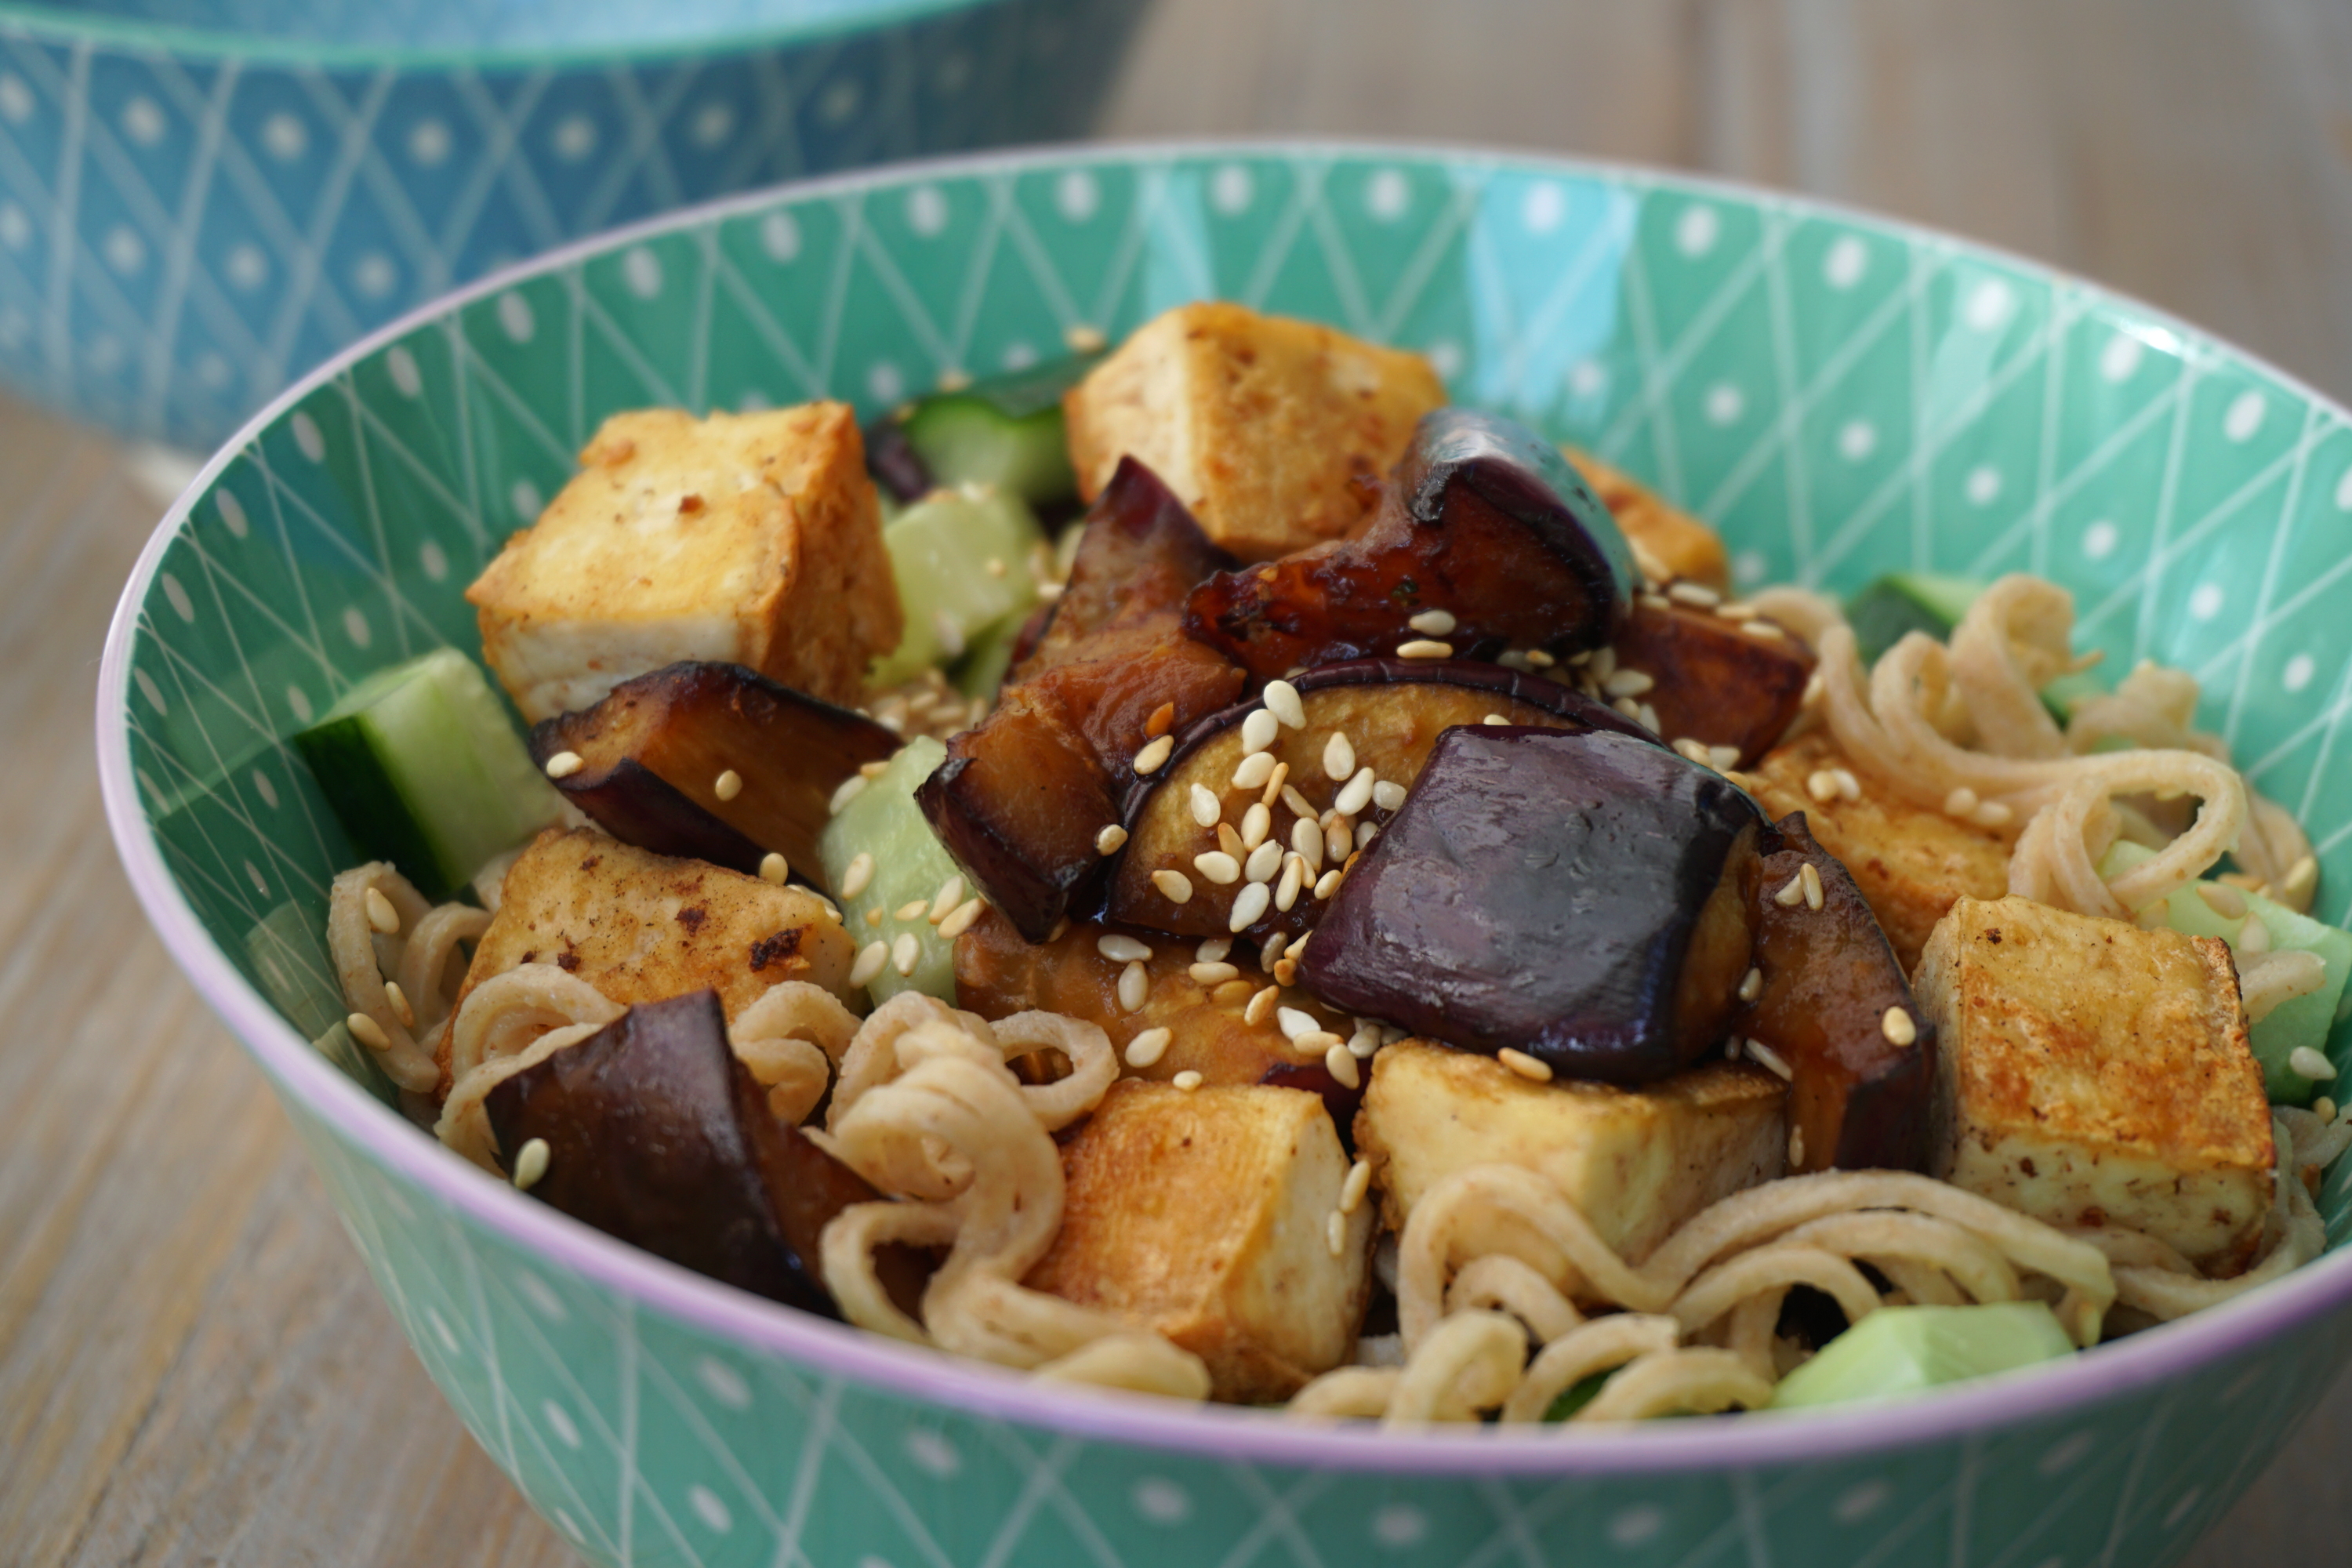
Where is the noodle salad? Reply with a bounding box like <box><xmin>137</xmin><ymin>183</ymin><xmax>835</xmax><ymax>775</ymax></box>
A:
<box><xmin>290</xmin><ymin>300</ymin><xmax>2351</xmax><ymax>1425</ymax></box>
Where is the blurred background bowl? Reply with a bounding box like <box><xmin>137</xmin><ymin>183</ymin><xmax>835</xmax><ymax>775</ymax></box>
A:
<box><xmin>0</xmin><ymin>0</ymin><xmax>1149</xmax><ymax>448</ymax></box>
<box><xmin>99</xmin><ymin>141</ymin><xmax>2352</xmax><ymax>1568</ymax></box>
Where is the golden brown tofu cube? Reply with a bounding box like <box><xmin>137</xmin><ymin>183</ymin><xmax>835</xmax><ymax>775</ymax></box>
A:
<box><xmin>455</xmin><ymin>829</ymin><xmax>857</xmax><ymax>1031</ymax></box>
<box><xmin>466</xmin><ymin>403</ymin><xmax>899</xmax><ymax>721</ymax></box>
<box><xmin>1748</xmin><ymin>731</ymin><xmax>2014</xmax><ymax>973</ymax></box>
<box><xmin>1916</xmin><ymin>895</ymin><xmax>2274</xmax><ymax>1275</ymax></box>
<box><xmin>1025</xmin><ymin>1080</ymin><xmax>1371</xmax><ymax>1402</ymax></box>
<box><xmin>1063</xmin><ymin>302</ymin><xmax>1446</xmax><ymax>562</ymax></box>
<box><xmin>1564</xmin><ymin>448</ymin><xmax>1730</xmax><ymax>593</ymax></box>
<box><xmin>1356</xmin><ymin>1041</ymin><xmax>1787</xmax><ymax>1263</ymax></box>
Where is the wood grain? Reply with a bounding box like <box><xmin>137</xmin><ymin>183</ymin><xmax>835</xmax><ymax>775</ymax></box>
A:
<box><xmin>7</xmin><ymin>3</ymin><xmax>2350</xmax><ymax>1563</ymax></box>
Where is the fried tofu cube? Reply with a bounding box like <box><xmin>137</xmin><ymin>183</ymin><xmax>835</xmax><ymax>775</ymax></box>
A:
<box><xmin>1025</xmin><ymin>1081</ymin><xmax>1371</xmax><ymax>1402</ymax></box>
<box><xmin>1748</xmin><ymin>731</ymin><xmax>2013</xmax><ymax>973</ymax></box>
<box><xmin>1564</xmin><ymin>448</ymin><xmax>1730</xmax><ymax>593</ymax></box>
<box><xmin>1916</xmin><ymin>895</ymin><xmax>2274</xmax><ymax>1275</ymax></box>
<box><xmin>466</xmin><ymin>403</ymin><xmax>899</xmax><ymax>722</ymax></box>
<box><xmin>1356</xmin><ymin>1041</ymin><xmax>1787</xmax><ymax>1263</ymax></box>
<box><xmin>1062</xmin><ymin>302</ymin><xmax>1446</xmax><ymax>561</ymax></box>
<box><xmin>454</xmin><ymin>828</ymin><xmax>857</xmax><ymax>1031</ymax></box>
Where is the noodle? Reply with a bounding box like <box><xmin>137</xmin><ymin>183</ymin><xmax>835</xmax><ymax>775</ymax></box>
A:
<box><xmin>433</xmin><ymin>964</ymin><xmax>622</xmax><ymax>1167</ymax></box>
<box><xmin>728</xmin><ymin>982</ymin><xmax>860</xmax><ymax>1124</ymax></box>
<box><xmin>328</xmin><ymin>864</ymin><xmax>447</xmax><ymax>1094</ymax></box>
<box><xmin>1500</xmin><ymin>1314</ymin><xmax>1679</xmax><ymax>1422</ymax></box>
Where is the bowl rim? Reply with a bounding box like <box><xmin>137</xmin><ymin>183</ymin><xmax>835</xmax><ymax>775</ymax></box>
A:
<box><xmin>0</xmin><ymin>0</ymin><xmax>1001</xmax><ymax>72</ymax></box>
<box><xmin>100</xmin><ymin>135</ymin><xmax>2352</xmax><ymax>1477</ymax></box>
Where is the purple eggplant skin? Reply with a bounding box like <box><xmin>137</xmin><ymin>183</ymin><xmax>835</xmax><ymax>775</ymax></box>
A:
<box><xmin>486</xmin><ymin>989</ymin><xmax>880</xmax><ymax>1316</ymax></box>
<box><xmin>1300</xmin><ymin>724</ymin><xmax>1762</xmax><ymax>1085</ymax></box>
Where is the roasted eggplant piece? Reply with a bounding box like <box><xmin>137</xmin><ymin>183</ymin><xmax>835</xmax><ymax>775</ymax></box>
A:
<box><xmin>953</xmin><ymin>908</ymin><xmax>1351</xmax><ymax>1084</ymax></box>
<box><xmin>1735</xmin><ymin>813</ymin><xmax>1934</xmax><ymax>1172</ymax></box>
<box><xmin>528</xmin><ymin>662</ymin><xmax>898</xmax><ymax>889</ymax></box>
<box><xmin>485</xmin><ymin>989</ymin><xmax>922</xmax><ymax>1316</ymax></box>
<box><xmin>1300</xmin><ymin>724</ymin><xmax>1761</xmax><ymax>1083</ymax></box>
<box><xmin>1105</xmin><ymin>659</ymin><xmax>1649</xmax><ymax>944</ymax></box>
<box><xmin>1613</xmin><ymin>596</ymin><xmax>1816</xmax><ymax>768</ymax></box>
<box><xmin>918</xmin><ymin>460</ymin><xmax>1244</xmax><ymax>940</ymax></box>
<box><xmin>1184</xmin><ymin>409</ymin><xmax>1639</xmax><ymax>681</ymax></box>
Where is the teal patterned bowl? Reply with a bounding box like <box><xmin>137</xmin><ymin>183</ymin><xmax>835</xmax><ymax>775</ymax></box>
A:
<box><xmin>100</xmin><ymin>143</ymin><xmax>2352</xmax><ymax>1567</ymax></box>
<box><xmin>0</xmin><ymin>0</ymin><xmax>1146</xmax><ymax>448</ymax></box>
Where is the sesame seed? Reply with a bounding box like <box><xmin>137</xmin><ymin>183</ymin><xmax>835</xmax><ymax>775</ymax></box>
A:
<box><xmin>1118</xmin><ymin>960</ymin><xmax>1149</xmax><ymax>1012</ymax></box>
<box><xmin>347</xmin><ymin>1012</ymin><xmax>391</xmax><ymax>1051</ymax></box>
<box><xmin>1348</xmin><ymin>1025</ymin><xmax>1381</xmax><ymax>1059</ymax></box>
<box><xmin>1125</xmin><ymin>1027</ymin><xmax>1173</xmax><ymax>1069</ymax></box>
<box><xmin>543</xmin><ymin>750</ymin><xmax>585</xmax><ymax>781</ymax></box>
<box><xmin>1229</xmin><ymin>881</ymin><xmax>1272</xmax><ymax>931</ymax></box>
<box><xmin>1407</xmin><ymin>608</ymin><xmax>1458</xmax><ymax>636</ymax></box>
<box><xmin>1193</xmin><ymin>850</ymin><xmax>1242</xmax><ymax>885</ymax></box>
<box><xmin>1668</xmin><ymin>581</ymin><xmax>1722</xmax><ymax>608</ymax></box>
<box><xmin>1261</xmin><ymin>760</ymin><xmax>1290</xmax><ymax>808</ymax></box>
<box><xmin>1191</xmin><ymin>960</ymin><xmax>1240</xmax><ymax>985</ymax></box>
<box><xmin>1725</xmin><ymin>1036</ymin><xmax>1742</xmax><ymax>1061</ymax></box>
<box><xmin>938</xmin><ymin>898</ymin><xmax>985</xmax><ymax>939</ymax></box>
<box><xmin>895</xmin><ymin>898</ymin><xmax>930</xmax><ymax>921</ymax></box>
<box><xmin>1035</xmin><ymin>581</ymin><xmax>1064</xmax><ymax>601</ymax></box>
<box><xmin>837</xmin><ymin>853</ymin><xmax>876</xmax><ymax>901</ymax></box>
<box><xmin>1788</xmin><ymin>1126</ymin><xmax>1806</xmax><ymax>1169</ymax></box>
<box><xmin>1497</xmin><ymin>1047</ymin><xmax>1552</xmax><ymax>1082</ymax></box>
<box><xmin>1274</xmin><ymin>855</ymin><xmax>1305</xmax><ymax>912</ymax></box>
<box><xmin>829</xmin><ymin>774</ymin><xmax>869</xmax><ymax>814</ymax></box>
<box><xmin>892</xmin><ymin>933</ymin><xmax>920</xmax><ymax>975</ymax></box>
<box><xmin>2199</xmin><ymin>883</ymin><xmax>2249</xmax><ymax>920</ymax></box>
<box><xmin>1289</xmin><ymin>817</ymin><xmax>1325</xmax><ymax>871</ymax></box>
<box><xmin>1882</xmin><ymin>1007</ymin><xmax>1918</xmax><ymax>1047</ymax></box>
<box><xmin>1396</xmin><ymin>638</ymin><xmax>1454</xmax><ymax>659</ymax></box>
<box><xmin>2291</xmin><ymin>1046</ymin><xmax>2337</xmax><ymax>1081</ymax></box>
<box><xmin>1806</xmin><ymin>769</ymin><xmax>1840</xmax><ymax>804</ymax></box>
<box><xmin>364</xmin><ymin>885</ymin><xmax>401</xmax><ymax>935</ymax></box>
<box><xmin>1050</xmin><ymin>916</ymin><xmax>1071</xmax><ymax>941</ymax></box>
<box><xmin>1602</xmin><ymin>668</ymin><xmax>1655</xmax><ymax>698</ymax></box>
<box><xmin>759</xmin><ymin>852</ymin><xmax>790</xmax><ymax>884</ymax></box>
<box><xmin>1218</xmin><ymin>822</ymin><xmax>1246</xmax><ymax>858</ymax></box>
<box><xmin>1717</xmin><ymin>601</ymin><xmax>1759</xmax><ymax>621</ymax></box>
<box><xmin>1526</xmin><ymin>649</ymin><xmax>1557</xmax><ymax>668</ymax></box>
<box><xmin>1773</xmin><ymin>873</ymin><xmax>1806</xmax><ymax>908</ymax></box>
<box><xmin>1675</xmin><ymin>739</ymin><xmax>1715</xmax><ymax>767</ymax></box>
<box><xmin>1738</xmin><ymin>967</ymin><xmax>1763</xmax><ymax>1004</ymax></box>
<box><xmin>1245</xmin><ymin>839</ymin><xmax>1283</xmax><ymax>884</ymax></box>
<box><xmin>1244</xmin><ymin>985</ymin><xmax>1279</xmax><ymax>1025</ymax></box>
<box><xmin>1315</xmin><ymin>868</ymin><xmax>1345</xmax><ymax>900</ymax></box>
<box><xmin>1232</xmin><ymin>750</ymin><xmax>1278</xmax><ymax>791</ymax></box>
<box><xmin>1943</xmin><ymin>786</ymin><xmax>1980</xmax><ymax>818</ymax></box>
<box><xmin>985</xmin><ymin>556</ymin><xmax>1007</xmax><ymax>578</ymax></box>
<box><xmin>1325</xmin><ymin>1043</ymin><xmax>1363</xmax><ymax>1089</ymax></box>
<box><xmin>1098</xmin><ymin>932</ymin><xmax>1152</xmax><ymax>964</ymax></box>
<box><xmin>1145</xmin><ymin>701</ymin><xmax>1177</xmax><ymax>739</ymax></box>
<box><xmin>1323</xmin><ymin>731</ymin><xmax>1356</xmax><ymax>781</ymax></box>
<box><xmin>513</xmin><ymin>1138</ymin><xmax>551</xmax><ymax>1192</ymax></box>
<box><xmin>1242</xmin><ymin>708</ymin><xmax>1282</xmax><ymax>755</ymax></box>
<box><xmin>2241</xmin><ymin>914</ymin><xmax>2273</xmax><ymax>956</ymax></box>
<box><xmin>1066</xmin><ymin>323</ymin><xmax>1108</xmax><ymax>354</ymax></box>
<box><xmin>2285</xmin><ymin>855</ymin><xmax>2321</xmax><ymax>899</ymax></box>
<box><xmin>1262</xmin><ymin>680</ymin><xmax>1307</xmax><ymax>729</ymax></box>
<box><xmin>1800</xmin><ymin>862</ymin><xmax>1824</xmax><ymax>910</ymax></box>
<box><xmin>2318</xmin><ymin>1096</ymin><xmax>2339</xmax><ymax>1123</ymax></box>
<box><xmin>714</xmin><ymin>768</ymin><xmax>744</xmax><ymax>802</ymax></box>
<box><xmin>1261</xmin><ymin>932</ymin><xmax>1290</xmax><ymax>969</ymax></box>
<box><xmin>1973</xmin><ymin>800</ymin><xmax>2013</xmax><ymax>829</ymax></box>
<box><xmin>1292</xmin><ymin>929</ymin><xmax>1312</xmax><ymax>959</ymax></box>
<box><xmin>1341</xmin><ymin>1159</ymin><xmax>1373</xmax><ymax>1214</ymax></box>
<box><xmin>1151</xmin><ymin>869</ymin><xmax>1194</xmax><ymax>903</ymax></box>
<box><xmin>1173</xmin><ymin>1069</ymin><xmax>1203</xmax><ymax>1091</ymax></box>
<box><xmin>1324</xmin><ymin>817</ymin><xmax>1354</xmax><ymax>862</ymax></box>
<box><xmin>1589</xmin><ymin>646</ymin><xmax>1617</xmax><ymax>681</ymax></box>
<box><xmin>383</xmin><ymin>980</ymin><xmax>415</xmax><ymax>1029</ymax></box>
<box><xmin>1831</xmin><ymin>768</ymin><xmax>1862</xmax><ymax>801</ymax></box>
<box><xmin>1189</xmin><ymin>782</ymin><xmax>1222</xmax><ymax>828</ymax></box>
<box><xmin>1282</xmin><ymin>783</ymin><xmax>1318</xmax><ymax>818</ymax></box>
<box><xmin>931</xmin><ymin>610</ymin><xmax>967</xmax><ymax>659</ymax></box>
<box><xmin>1613</xmin><ymin>695</ymin><xmax>1642</xmax><ymax>720</ymax></box>
<box><xmin>1747</xmin><ymin>621</ymin><xmax>1786</xmax><ymax>640</ymax></box>
<box><xmin>1241</xmin><ymin>801</ymin><xmax>1272</xmax><ymax>850</ymax></box>
<box><xmin>1744</xmin><ymin>1040</ymin><xmax>1794</xmax><ymax>1080</ymax></box>
<box><xmin>1334</xmin><ymin>767</ymin><xmax>1376</xmax><ymax>818</ymax></box>
<box><xmin>1375</xmin><ymin>782</ymin><xmax>1412</xmax><ymax>815</ymax></box>
<box><xmin>1326</xmin><ymin>1210</ymin><xmax>1348</xmax><ymax>1256</ymax></box>
<box><xmin>866</xmin><ymin>908</ymin><xmax>884</xmax><ymax>927</ymax></box>
<box><xmin>1133</xmin><ymin>735</ymin><xmax>1174</xmax><ymax>775</ymax></box>
<box><xmin>1214</xmin><ymin>977</ymin><xmax>1254</xmax><ymax>1005</ymax></box>
<box><xmin>1482</xmin><ymin>713</ymin><xmax>1509</xmax><ymax>726</ymax></box>
<box><xmin>1274</xmin><ymin>958</ymin><xmax>1301</xmax><ymax>986</ymax></box>
<box><xmin>1197</xmin><ymin>936</ymin><xmax>1232</xmax><ymax>964</ymax></box>
<box><xmin>1095</xmin><ymin>824</ymin><xmax>1129</xmax><ymax>856</ymax></box>
<box><xmin>1639</xmin><ymin>592</ymin><xmax>1671</xmax><ymax>611</ymax></box>
<box><xmin>928</xmin><ymin>874</ymin><xmax>967</xmax><ymax>922</ymax></box>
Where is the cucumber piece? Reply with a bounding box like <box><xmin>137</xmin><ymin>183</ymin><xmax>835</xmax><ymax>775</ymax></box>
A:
<box><xmin>1770</xmin><ymin>1302</ymin><xmax>2074</xmax><ymax>1410</ymax></box>
<box><xmin>950</xmin><ymin>613</ymin><xmax>1025</xmax><ymax>702</ymax></box>
<box><xmin>869</xmin><ymin>485</ymin><xmax>1046</xmax><ymax>688</ymax></box>
<box><xmin>1541</xmin><ymin>1367</ymin><xmax>1616</xmax><ymax>1421</ymax></box>
<box><xmin>244</xmin><ymin>899</ymin><xmax>399</xmax><ymax>1105</ymax></box>
<box><xmin>2099</xmin><ymin>841</ymin><xmax>2351</xmax><ymax>1103</ymax></box>
<box><xmin>899</xmin><ymin>353</ymin><xmax>1098</xmax><ymax>504</ymax></box>
<box><xmin>292</xmin><ymin>648</ymin><xmax>564</xmax><ymax>901</ymax></box>
<box><xmin>818</xmin><ymin>737</ymin><xmax>961</xmax><ymax>1004</ymax></box>
<box><xmin>1846</xmin><ymin>572</ymin><xmax>2103</xmax><ymax>726</ymax></box>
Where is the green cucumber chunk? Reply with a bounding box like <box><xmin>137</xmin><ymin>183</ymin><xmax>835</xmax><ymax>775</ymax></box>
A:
<box><xmin>244</xmin><ymin>899</ymin><xmax>399</xmax><ymax>1105</ymax></box>
<box><xmin>1846</xmin><ymin>572</ymin><xmax>2102</xmax><ymax>726</ymax></box>
<box><xmin>951</xmin><ymin>613</ymin><xmax>1025</xmax><ymax>702</ymax></box>
<box><xmin>869</xmin><ymin>485</ymin><xmax>1046</xmax><ymax>688</ymax></box>
<box><xmin>292</xmin><ymin>647</ymin><xmax>563</xmax><ymax>902</ymax></box>
<box><xmin>899</xmin><ymin>352</ymin><xmax>1098</xmax><ymax>504</ymax></box>
<box><xmin>1541</xmin><ymin>1367</ymin><xmax>1616</xmax><ymax>1421</ymax></box>
<box><xmin>818</xmin><ymin>737</ymin><xmax>960</xmax><ymax>1004</ymax></box>
<box><xmin>1770</xmin><ymin>1302</ymin><xmax>2074</xmax><ymax>1410</ymax></box>
<box><xmin>2099</xmin><ymin>841</ymin><xmax>2351</xmax><ymax>1104</ymax></box>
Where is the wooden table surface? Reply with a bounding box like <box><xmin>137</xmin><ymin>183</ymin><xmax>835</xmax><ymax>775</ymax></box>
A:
<box><xmin>9</xmin><ymin>2</ymin><xmax>2352</xmax><ymax>1563</ymax></box>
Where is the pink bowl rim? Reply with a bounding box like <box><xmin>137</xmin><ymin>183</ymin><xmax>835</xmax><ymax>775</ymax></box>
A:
<box><xmin>98</xmin><ymin>135</ymin><xmax>2352</xmax><ymax>1479</ymax></box>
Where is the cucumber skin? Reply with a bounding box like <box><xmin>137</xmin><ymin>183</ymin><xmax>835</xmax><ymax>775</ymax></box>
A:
<box><xmin>295</xmin><ymin>709</ymin><xmax>461</xmax><ymax>901</ymax></box>
<box><xmin>904</xmin><ymin>397</ymin><xmax>1075</xmax><ymax>505</ymax></box>
<box><xmin>1771</xmin><ymin>1302</ymin><xmax>2074</xmax><ymax>1410</ymax></box>
<box><xmin>1847</xmin><ymin>572</ymin><xmax>2100</xmax><ymax>724</ymax></box>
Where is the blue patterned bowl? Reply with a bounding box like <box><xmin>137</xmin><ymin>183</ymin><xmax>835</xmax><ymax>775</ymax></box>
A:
<box><xmin>0</xmin><ymin>0</ymin><xmax>1146</xmax><ymax>448</ymax></box>
<box><xmin>100</xmin><ymin>143</ymin><xmax>2352</xmax><ymax>1567</ymax></box>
